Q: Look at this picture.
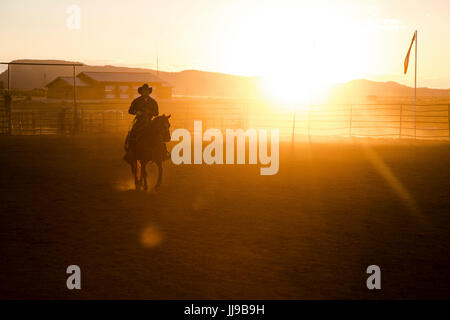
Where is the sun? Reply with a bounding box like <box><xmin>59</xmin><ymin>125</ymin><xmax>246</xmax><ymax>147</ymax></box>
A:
<box><xmin>258</xmin><ymin>43</ymin><xmax>321</xmax><ymax>106</ymax></box>
<box><xmin>215</xmin><ymin>3</ymin><xmax>368</xmax><ymax>105</ymax></box>
<box><xmin>261</xmin><ymin>73</ymin><xmax>312</xmax><ymax>105</ymax></box>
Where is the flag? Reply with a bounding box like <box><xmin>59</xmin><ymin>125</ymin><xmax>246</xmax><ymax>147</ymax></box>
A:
<box><xmin>404</xmin><ymin>31</ymin><xmax>416</xmax><ymax>74</ymax></box>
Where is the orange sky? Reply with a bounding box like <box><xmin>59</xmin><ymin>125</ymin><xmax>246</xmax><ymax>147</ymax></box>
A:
<box><xmin>1</xmin><ymin>0</ymin><xmax>450</xmax><ymax>88</ymax></box>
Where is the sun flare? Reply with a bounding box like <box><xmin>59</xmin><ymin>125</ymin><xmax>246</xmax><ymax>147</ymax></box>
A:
<box><xmin>218</xmin><ymin>3</ymin><xmax>367</xmax><ymax>104</ymax></box>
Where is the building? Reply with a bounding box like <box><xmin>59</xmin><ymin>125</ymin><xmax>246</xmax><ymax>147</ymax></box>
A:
<box><xmin>45</xmin><ymin>77</ymin><xmax>91</xmax><ymax>100</ymax></box>
<box><xmin>46</xmin><ymin>72</ymin><xmax>172</xmax><ymax>100</ymax></box>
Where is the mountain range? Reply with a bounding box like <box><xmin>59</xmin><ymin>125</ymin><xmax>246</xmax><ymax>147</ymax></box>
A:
<box><xmin>1</xmin><ymin>59</ymin><xmax>450</xmax><ymax>100</ymax></box>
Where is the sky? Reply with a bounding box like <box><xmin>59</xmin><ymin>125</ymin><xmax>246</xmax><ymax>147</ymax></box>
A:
<box><xmin>1</xmin><ymin>0</ymin><xmax>450</xmax><ymax>88</ymax></box>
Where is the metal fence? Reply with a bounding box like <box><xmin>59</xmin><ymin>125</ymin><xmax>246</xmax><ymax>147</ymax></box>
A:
<box><xmin>293</xmin><ymin>104</ymin><xmax>450</xmax><ymax>140</ymax></box>
<box><xmin>2</xmin><ymin>102</ymin><xmax>450</xmax><ymax>140</ymax></box>
<box><xmin>9</xmin><ymin>109</ymin><xmax>127</xmax><ymax>135</ymax></box>
<box><xmin>0</xmin><ymin>106</ymin><xmax>11</xmax><ymax>135</ymax></box>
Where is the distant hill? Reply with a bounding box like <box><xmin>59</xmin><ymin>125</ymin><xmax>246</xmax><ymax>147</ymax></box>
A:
<box><xmin>1</xmin><ymin>59</ymin><xmax>450</xmax><ymax>99</ymax></box>
<box><xmin>333</xmin><ymin>79</ymin><xmax>450</xmax><ymax>99</ymax></box>
<box><xmin>0</xmin><ymin>59</ymin><xmax>260</xmax><ymax>98</ymax></box>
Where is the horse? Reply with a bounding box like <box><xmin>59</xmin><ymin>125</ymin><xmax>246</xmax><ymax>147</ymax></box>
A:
<box><xmin>125</xmin><ymin>114</ymin><xmax>171</xmax><ymax>190</ymax></box>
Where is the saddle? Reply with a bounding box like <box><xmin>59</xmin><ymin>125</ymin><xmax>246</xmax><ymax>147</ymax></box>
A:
<box><xmin>124</xmin><ymin>116</ymin><xmax>149</xmax><ymax>151</ymax></box>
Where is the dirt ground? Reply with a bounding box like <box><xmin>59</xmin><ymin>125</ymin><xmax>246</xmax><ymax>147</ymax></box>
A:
<box><xmin>0</xmin><ymin>135</ymin><xmax>449</xmax><ymax>299</ymax></box>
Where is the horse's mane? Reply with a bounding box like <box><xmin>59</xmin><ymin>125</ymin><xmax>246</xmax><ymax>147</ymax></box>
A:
<box><xmin>147</xmin><ymin>114</ymin><xmax>170</xmax><ymax>136</ymax></box>
<box><xmin>152</xmin><ymin>114</ymin><xmax>169</xmax><ymax>124</ymax></box>
<box><xmin>153</xmin><ymin>115</ymin><xmax>165</xmax><ymax>120</ymax></box>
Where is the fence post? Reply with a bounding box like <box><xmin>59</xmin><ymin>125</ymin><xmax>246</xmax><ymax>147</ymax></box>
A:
<box><xmin>291</xmin><ymin>104</ymin><xmax>296</xmax><ymax>148</ymax></box>
<box><xmin>448</xmin><ymin>105</ymin><xmax>450</xmax><ymax>139</ymax></box>
<box><xmin>8</xmin><ymin>104</ymin><xmax>12</xmax><ymax>136</ymax></box>
<box><xmin>72</xmin><ymin>65</ymin><xmax>78</xmax><ymax>135</ymax></box>
<box><xmin>115</xmin><ymin>110</ymin><xmax>119</xmax><ymax>132</ymax></box>
<box><xmin>19</xmin><ymin>112</ymin><xmax>23</xmax><ymax>134</ymax></box>
<box><xmin>399</xmin><ymin>104</ymin><xmax>403</xmax><ymax>139</ymax></box>
<box><xmin>6</xmin><ymin>92</ymin><xmax>12</xmax><ymax>135</ymax></box>
<box><xmin>32</xmin><ymin>111</ymin><xmax>36</xmax><ymax>134</ymax></box>
<box><xmin>349</xmin><ymin>104</ymin><xmax>353</xmax><ymax>137</ymax></box>
<box><xmin>307</xmin><ymin>104</ymin><xmax>311</xmax><ymax>143</ymax></box>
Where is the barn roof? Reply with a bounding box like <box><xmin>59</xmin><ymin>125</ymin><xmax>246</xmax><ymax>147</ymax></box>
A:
<box><xmin>46</xmin><ymin>76</ymin><xmax>89</xmax><ymax>87</ymax></box>
<box><xmin>80</xmin><ymin>72</ymin><xmax>171</xmax><ymax>85</ymax></box>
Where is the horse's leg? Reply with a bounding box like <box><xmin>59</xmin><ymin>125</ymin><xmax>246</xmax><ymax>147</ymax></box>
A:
<box><xmin>134</xmin><ymin>160</ymin><xmax>141</xmax><ymax>190</ymax></box>
<box><xmin>155</xmin><ymin>161</ymin><xmax>163</xmax><ymax>189</ymax></box>
<box><xmin>130</xmin><ymin>161</ymin><xmax>137</xmax><ymax>190</ymax></box>
<box><xmin>141</xmin><ymin>160</ymin><xmax>148</xmax><ymax>191</ymax></box>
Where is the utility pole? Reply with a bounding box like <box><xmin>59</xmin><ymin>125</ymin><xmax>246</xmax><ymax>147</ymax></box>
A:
<box><xmin>414</xmin><ymin>30</ymin><xmax>417</xmax><ymax>139</ymax></box>
<box><xmin>73</xmin><ymin>65</ymin><xmax>78</xmax><ymax>134</ymax></box>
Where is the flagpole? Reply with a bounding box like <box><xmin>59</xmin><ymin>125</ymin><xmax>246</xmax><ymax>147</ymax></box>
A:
<box><xmin>414</xmin><ymin>30</ymin><xmax>417</xmax><ymax>139</ymax></box>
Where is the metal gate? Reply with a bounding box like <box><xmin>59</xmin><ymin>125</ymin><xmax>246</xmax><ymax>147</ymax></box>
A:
<box><xmin>0</xmin><ymin>98</ymin><xmax>11</xmax><ymax>135</ymax></box>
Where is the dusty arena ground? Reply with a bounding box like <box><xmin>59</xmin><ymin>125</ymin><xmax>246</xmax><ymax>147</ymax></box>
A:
<box><xmin>0</xmin><ymin>135</ymin><xmax>449</xmax><ymax>299</ymax></box>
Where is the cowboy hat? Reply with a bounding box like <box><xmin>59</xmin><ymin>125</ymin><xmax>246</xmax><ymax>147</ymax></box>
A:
<box><xmin>138</xmin><ymin>83</ymin><xmax>152</xmax><ymax>94</ymax></box>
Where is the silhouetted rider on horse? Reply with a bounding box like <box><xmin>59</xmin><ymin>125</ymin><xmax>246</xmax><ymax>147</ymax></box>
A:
<box><xmin>124</xmin><ymin>83</ymin><xmax>170</xmax><ymax>163</ymax></box>
<box><xmin>127</xmin><ymin>83</ymin><xmax>158</xmax><ymax>141</ymax></box>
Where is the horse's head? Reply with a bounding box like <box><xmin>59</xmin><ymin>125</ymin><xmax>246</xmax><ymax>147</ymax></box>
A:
<box><xmin>152</xmin><ymin>114</ymin><xmax>171</xmax><ymax>142</ymax></box>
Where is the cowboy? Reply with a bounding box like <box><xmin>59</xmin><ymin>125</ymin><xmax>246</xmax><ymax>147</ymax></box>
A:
<box><xmin>125</xmin><ymin>83</ymin><xmax>159</xmax><ymax>150</ymax></box>
<box><xmin>124</xmin><ymin>84</ymin><xmax>170</xmax><ymax>162</ymax></box>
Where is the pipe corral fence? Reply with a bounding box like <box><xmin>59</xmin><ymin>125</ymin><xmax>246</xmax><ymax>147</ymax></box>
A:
<box><xmin>1</xmin><ymin>61</ymin><xmax>449</xmax><ymax>140</ymax></box>
<box><xmin>1</xmin><ymin>100</ymin><xmax>449</xmax><ymax>141</ymax></box>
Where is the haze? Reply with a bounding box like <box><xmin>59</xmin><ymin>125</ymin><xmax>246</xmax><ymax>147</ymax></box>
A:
<box><xmin>1</xmin><ymin>0</ymin><xmax>450</xmax><ymax>90</ymax></box>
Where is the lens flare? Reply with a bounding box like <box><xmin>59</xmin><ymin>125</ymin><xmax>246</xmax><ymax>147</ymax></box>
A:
<box><xmin>140</xmin><ymin>225</ymin><xmax>163</xmax><ymax>248</ymax></box>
